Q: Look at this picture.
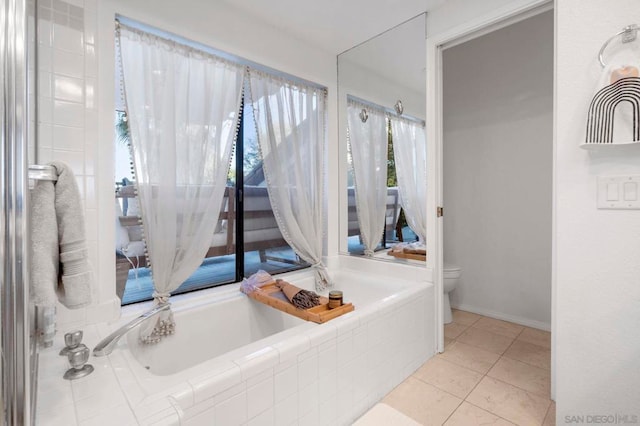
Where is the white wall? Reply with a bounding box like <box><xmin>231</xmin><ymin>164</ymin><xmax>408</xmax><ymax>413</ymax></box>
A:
<box><xmin>556</xmin><ymin>0</ymin><xmax>640</xmax><ymax>417</ymax></box>
<box><xmin>442</xmin><ymin>11</ymin><xmax>553</xmax><ymax>330</ymax></box>
<box><xmin>35</xmin><ymin>0</ymin><xmax>116</xmax><ymax>326</ymax></box>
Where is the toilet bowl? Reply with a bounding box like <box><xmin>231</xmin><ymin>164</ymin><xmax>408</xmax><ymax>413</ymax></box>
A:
<box><xmin>443</xmin><ymin>263</ymin><xmax>462</xmax><ymax>324</ymax></box>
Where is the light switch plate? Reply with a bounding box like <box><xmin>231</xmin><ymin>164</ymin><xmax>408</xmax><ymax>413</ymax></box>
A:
<box><xmin>597</xmin><ymin>176</ymin><xmax>640</xmax><ymax>209</ymax></box>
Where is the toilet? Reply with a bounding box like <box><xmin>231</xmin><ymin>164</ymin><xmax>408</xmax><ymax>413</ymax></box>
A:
<box><xmin>443</xmin><ymin>263</ymin><xmax>462</xmax><ymax>324</ymax></box>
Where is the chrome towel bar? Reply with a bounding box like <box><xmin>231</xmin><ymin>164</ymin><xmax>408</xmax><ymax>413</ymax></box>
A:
<box><xmin>28</xmin><ymin>165</ymin><xmax>57</xmax><ymax>182</ymax></box>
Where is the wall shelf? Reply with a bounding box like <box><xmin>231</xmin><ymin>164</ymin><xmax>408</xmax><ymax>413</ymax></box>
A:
<box><xmin>580</xmin><ymin>140</ymin><xmax>640</xmax><ymax>150</ymax></box>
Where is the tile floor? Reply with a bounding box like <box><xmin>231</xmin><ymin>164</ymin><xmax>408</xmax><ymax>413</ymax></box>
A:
<box><xmin>356</xmin><ymin>309</ymin><xmax>555</xmax><ymax>426</ymax></box>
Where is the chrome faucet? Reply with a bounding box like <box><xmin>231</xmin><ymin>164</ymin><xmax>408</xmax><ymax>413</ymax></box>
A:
<box><xmin>93</xmin><ymin>303</ymin><xmax>171</xmax><ymax>356</ymax></box>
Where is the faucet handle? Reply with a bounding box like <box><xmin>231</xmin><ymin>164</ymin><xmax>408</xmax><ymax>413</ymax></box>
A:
<box><xmin>68</xmin><ymin>344</ymin><xmax>89</xmax><ymax>368</ymax></box>
<box><xmin>63</xmin><ymin>344</ymin><xmax>94</xmax><ymax>380</ymax></box>
<box><xmin>59</xmin><ymin>330</ymin><xmax>83</xmax><ymax>356</ymax></box>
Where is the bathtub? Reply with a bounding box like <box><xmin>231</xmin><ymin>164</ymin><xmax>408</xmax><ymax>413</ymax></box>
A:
<box><xmin>104</xmin><ymin>268</ymin><xmax>434</xmax><ymax>425</ymax></box>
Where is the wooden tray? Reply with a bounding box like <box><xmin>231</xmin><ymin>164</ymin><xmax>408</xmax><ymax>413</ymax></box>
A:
<box><xmin>387</xmin><ymin>251</ymin><xmax>426</xmax><ymax>261</ymax></box>
<box><xmin>244</xmin><ymin>282</ymin><xmax>354</xmax><ymax>323</ymax></box>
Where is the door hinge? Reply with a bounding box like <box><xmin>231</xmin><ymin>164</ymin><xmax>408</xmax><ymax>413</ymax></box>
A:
<box><xmin>437</xmin><ymin>206</ymin><xmax>444</xmax><ymax>217</ymax></box>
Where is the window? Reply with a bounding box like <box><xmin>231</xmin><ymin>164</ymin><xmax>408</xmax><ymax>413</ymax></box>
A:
<box><xmin>115</xmin><ymin>94</ymin><xmax>308</xmax><ymax>305</ymax></box>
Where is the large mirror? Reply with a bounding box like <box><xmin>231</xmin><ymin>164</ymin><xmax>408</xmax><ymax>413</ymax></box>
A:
<box><xmin>338</xmin><ymin>13</ymin><xmax>427</xmax><ymax>263</ymax></box>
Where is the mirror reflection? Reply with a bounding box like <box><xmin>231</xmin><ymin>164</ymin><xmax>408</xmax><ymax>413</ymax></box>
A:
<box><xmin>338</xmin><ymin>13</ymin><xmax>427</xmax><ymax>262</ymax></box>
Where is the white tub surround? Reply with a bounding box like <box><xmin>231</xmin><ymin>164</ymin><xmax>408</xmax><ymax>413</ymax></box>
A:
<box><xmin>37</xmin><ymin>268</ymin><xmax>434</xmax><ymax>425</ymax></box>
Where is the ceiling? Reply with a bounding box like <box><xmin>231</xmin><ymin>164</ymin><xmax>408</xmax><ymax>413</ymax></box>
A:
<box><xmin>217</xmin><ymin>0</ymin><xmax>445</xmax><ymax>54</ymax></box>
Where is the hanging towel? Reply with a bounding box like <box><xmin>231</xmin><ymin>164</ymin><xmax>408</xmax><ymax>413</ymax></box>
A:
<box><xmin>31</xmin><ymin>174</ymin><xmax>59</xmax><ymax>307</ymax></box>
<box><xmin>31</xmin><ymin>161</ymin><xmax>92</xmax><ymax>309</ymax></box>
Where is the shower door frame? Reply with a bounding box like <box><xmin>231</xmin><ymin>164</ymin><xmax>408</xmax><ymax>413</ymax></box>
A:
<box><xmin>1</xmin><ymin>0</ymin><xmax>34</xmax><ymax>424</ymax></box>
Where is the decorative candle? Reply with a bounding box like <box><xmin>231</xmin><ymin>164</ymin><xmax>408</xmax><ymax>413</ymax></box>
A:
<box><xmin>328</xmin><ymin>291</ymin><xmax>343</xmax><ymax>309</ymax></box>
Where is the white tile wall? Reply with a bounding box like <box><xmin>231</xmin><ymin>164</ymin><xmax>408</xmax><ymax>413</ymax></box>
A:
<box><xmin>36</xmin><ymin>0</ymin><xmax>117</xmax><ymax>328</ymax></box>
<box><xmin>215</xmin><ymin>390</ymin><xmax>247</xmax><ymax>425</ymax></box>
<box><xmin>188</xmin><ymin>362</ymin><xmax>242</xmax><ymax>404</ymax></box>
<box><xmin>235</xmin><ymin>347</ymin><xmax>280</xmax><ymax>382</ymax></box>
<box><xmin>274</xmin><ymin>391</ymin><xmax>298</xmax><ymax>425</ymax></box>
<box><xmin>247</xmin><ymin>407</ymin><xmax>275</xmax><ymax>426</ymax></box>
<box><xmin>246</xmin><ymin>376</ymin><xmax>274</xmax><ymax>419</ymax></box>
<box><xmin>274</xmin><ymin>362</ymin><xmax>298</xmax><ymax>403</ymax></box>
<box><xmin>81</xmin><ymin>404</ymin><xmax>138</xmax><ymax>426</ymax></box>
<box><xmin>35</xmin><ymin>325</ymin><xmax>138</xmax><ymax>426</ymax></box>
<box><xmin>167</xmin><ymin>284</ymin><xmax>431</xmax><ymax>425</ymax></box>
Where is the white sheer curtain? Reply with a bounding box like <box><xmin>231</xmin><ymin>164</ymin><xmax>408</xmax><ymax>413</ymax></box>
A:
<box><xmin>391</xmin><ymin>118</ymin><xmax>427</xmax><ymax>242</ymax></box>
<box><xmin>248</xmin><ymin>71</ymin><xmax>332</xmax><ymax>291</ymax></box>
<box><xmin>347</xmin><ymin>99</ymin><xmax>388</xmax><ymax>256</ymax></box>
<box><xmin>118</xmin><ymin>24</ymin><xmax>244</xmax><ymax>343</ymax></box>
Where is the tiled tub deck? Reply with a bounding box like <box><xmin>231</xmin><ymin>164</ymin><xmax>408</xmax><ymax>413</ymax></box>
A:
<box><xmin>37</xmin><ymin>269</ymin><xmax>434</xmax><ymax>425</ymax></box>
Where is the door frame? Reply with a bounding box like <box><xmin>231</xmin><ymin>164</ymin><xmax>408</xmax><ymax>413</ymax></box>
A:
<box><xmin>426</xmin><ymin>0</ymin><xmax>554</xmax><ymax>397</ymax></box>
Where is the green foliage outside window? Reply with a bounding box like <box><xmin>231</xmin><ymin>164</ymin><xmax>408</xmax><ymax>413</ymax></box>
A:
<box><xmin>387</xmin><ymin>124</ymin><xmax>396</xmax><ymax>187</ymax></box>
<box><xmin>116</xmin><ymin>110</ymin><xmax>130</xmax><ymax>145</ymax></box>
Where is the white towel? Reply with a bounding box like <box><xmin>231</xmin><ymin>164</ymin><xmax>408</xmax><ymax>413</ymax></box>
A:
<box><xmin>30</xmin><ymin>161</ymin><xmax>92</xmax><ymax>309</ymax></box>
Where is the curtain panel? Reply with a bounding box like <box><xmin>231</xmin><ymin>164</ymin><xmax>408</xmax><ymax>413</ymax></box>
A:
<box><xmin>248</xmin><ymin>71</ymin><xmax>332</xmax><ymax>291</ymax></box>
<box><xmin>391</xmin><ymin>118</ymin><xmax>427</xmax><ymax>242</ymax></box>
<box><xmin>347</xmin><ymin>99</ymin><xmax>388</xmax><ymax>256</ymax></box>
<box><xmin>118</xmin><ymin>24</ymin><xmax>245</xmax><ymax>343</ymax></box>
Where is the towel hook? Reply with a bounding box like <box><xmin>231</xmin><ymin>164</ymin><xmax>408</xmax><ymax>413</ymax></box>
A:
<box><xmin>598</xmin><ymin>24</ymin><xmax>639</xmax><ymax>68</ymax></box>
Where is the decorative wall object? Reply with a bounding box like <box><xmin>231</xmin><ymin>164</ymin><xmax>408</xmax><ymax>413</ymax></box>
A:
<box><xmin>583</xmin><ymin>24</ymin><xmax>640</xmax><ymax>148</ymax></box>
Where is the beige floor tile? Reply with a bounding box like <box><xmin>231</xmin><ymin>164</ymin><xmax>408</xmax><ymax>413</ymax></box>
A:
<box><xmin>413</xmin><ymin>357</ymin><xmax>483</xmax><ymax>399</ymax></box>
<box><xmin>467</xmin><ymin>377</ymin><xmax>551</xmax><ymax>426</ymax></box>
<box><xmin>383</xmin><ymin>376</ymin><xmax>462</xmax><ymax>426</ymax></box>
<box><xmin>503</xmin><ymin>340</ymin><xmax>551</xmax><ymax>370</ymax></box>
<box><xmin>457</xmin><ymin>327</ymin><xmax>514</xmax><ymax>355</ymax></box>
<box><xmin>543</xmin><ymin>401</ymin><xmax>556</xmax><ymax>426</ymax></box>
<box><xmin>353</xmin><ymin>403</ymin><xmax>422</xmax><ymax>426</ymax></box>
<box><xmin>517</xmin><ymin>327</ymin><xmax>551</xmax><ymax>349</ymax></box>
<box><xmin>487</xmin><ymin>357</ymin><xmax>551</xmax><ymax>398</ymax></box>
<box><xmin>444</xmin><ymin>337</ymin><xmax>454</xmax><ymax>348</ymax></box>
<box><xmin>451</xmin><ymin>309</ymin><xmax>482</xmax><ymax>326</ymax></box>
<box><xmin>445</xmin><ymin>322</ymin><xmax>468</xmax><ymax>339</ymax></box>
<box><xmin>437</xmin><ymin>341</ymin><xmax>501</xmax><ymax>374</ymax></box>
<box><xmin>444</xmin><ymin>402</ymin><xmax>515</xmax><ymax>426</ymax></box>
<box><xmin>473</xmin><ymin>317</ymin><xmax>524</xmax><ymax>339</ymax></box>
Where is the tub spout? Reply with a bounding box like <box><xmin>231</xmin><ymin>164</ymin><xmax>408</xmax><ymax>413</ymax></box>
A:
<box><xmin>93</xmin><ymin>303</ymin><xmax>171</xmax><ymax>357</ymax></box>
